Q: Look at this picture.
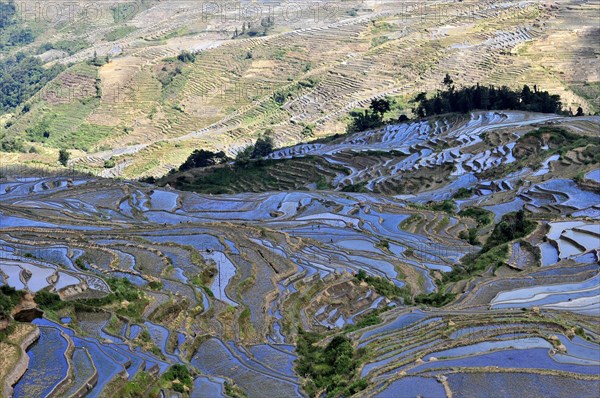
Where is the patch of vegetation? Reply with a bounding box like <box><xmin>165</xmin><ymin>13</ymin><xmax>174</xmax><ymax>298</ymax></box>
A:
<box><xmin>356</xmin><ymin>269</ymin><xmax>412</xmax><ymax>304</ymax></box>
<box><xmin>0</xmin><ymin>285</ymin><xmax>24</xmax><ymax>319</ymax></box>
<box><xmin>104</xmin><ymin>26</ymin><xmax>137</xmax><ymax>42</ymax></box>
<box><xmin>178</xmin><ymin>149</ymin><xmax>228</xmax><ymax>171</ymax></box>
<box><xmin>116</xmin><ymin>371</ymin><xmax>161</xmax><ymax>397</ymax></box>
<box><xmin>344</xmin><ymin>312</ymin><xmax>382</xmax><ymax>333</ymax></box>
<box><xmin>74</xmin><ymin>257</ymin><xmax>88</xmax><ymax>270</ymax></box>
<box><xmin>444</xmin><ymin>243</ymin><xmax>509</xmax><ymax>283</ymax></box>
<box><xmin>340</xmin><ymin>182</ymin><xmax>368</xmax><ymax>193</ymax></box>
<box><xmin>46</xmin><ymin>39</ymin><xmax>89</xmax><ymax>55</ymax></box>
<box><xmin>34</xmin><ymin>290</ymin><xmax>67</xmax><ymax>311</ymax></box>
<box><xmin>157</xmin><ymin>63</ymin><xmax>183</xmax><ymax>88</ymax></box>
<box><xmin>458</xmin><ymin>207</ymin><xmax>494</xmax><ymax>227</ymax></box>
<box><xmin>458</xmin><ymin>228</ymin><xmax>480</xmax><ymax>245</ymax></box>
<box><xmin>0</xmin><ymin>1</ymin><xmax>35</xmax><ymax>50</ymax></box>
<box><xmin>347</xmin><ymin>98</ymin><xmax>393</xmax><ymax>133</ymax></box>
<box><xmin>483</xmin><ymin>210</ymin><xmax>536</xmax><ymax>252</ymax></box>
<box><xmin>162</xmin><ymin>364</ymin><xmax>193</xmax><ymax>394</ymax></box>
<box><xmin>371</xmin><ymin>36</ymin><xmax>390</xmax><ymax>48</ymax></box>
<box><xmin>0</xmin><ymin>53</ymin><xmax>65</xmax><ymax>114</ymax></box>
<box><xmin>224</xmin><ymin>381</ymin><xmax>248</xmax><ymax>398</ymax></box>
<box><xmin>343</xmin><ymin>306</ymin><xmax>393</xmax><ymax>333</ymax></box>
<box><xmin>375</xmin><ymin>239</ymin><xmax>390</xmax><ymax>251</ymax></box>
<box><xmin>525</xmin><ymin>127</ymin><xmax>600</xmax><ymax>162</ymax></box>
<box><xmin>88</xmin><ymin>51</ymin><xmax>110</xmax><ymax>67</ymax></box>
<box><xmin>177</xmin><ymin>50</ymin><xmax>196</xmax><ymax>63</ymax></box>
<box><xmin>233</xmin><ymin>17</ymin><xmax>275</xmax><ymax>38</ymax></box>
<box><xmin>400</xmin><ymin>214</ymin><xmax>423</xmax><ymax>229</ymax></box>
<box><xmin>409</xmin><ymin>200</ymin><xmax>456</xmax><ymax>214</ymax></box>
<box><xmin>177</xmin><ymin>161</ymin><xmax>274</xmax><ymax>194</ymax></box>
<box><xmin>296</xmin><ymin>331</ymin><xmax>367</xmax><ymax>397</ymax></box>
<box><xmin>76</xmin><ymin>277</ymin><xmax>149</xmax><ymax>322</ymax></box>
<box><xmin>443</xmin><ymin>211</ymin><xmax>530</xmax><ymax>285</ymax></box>
<box><xmin>59</xmin><ymin>149</ymin><xmax>70</xmax><ymax>166</ymax></box>
<box><xmin>235</xmin><ymin>134</ymin><xmax>274</xmax><ymax>166</ymax></box>
<box><xmin>452</xmin><ymin>187</ymin><xmax>473</xmax><ymax>199</ymax></box>
<box><xmin>414</xmin><ymin>290</ymin><xmax>456</xmax><ymax>307</ymax></box>
<box><xmin>148</xmin><ymin>281</ymin><xmax>163</xmax><ymax>290</ymax></box>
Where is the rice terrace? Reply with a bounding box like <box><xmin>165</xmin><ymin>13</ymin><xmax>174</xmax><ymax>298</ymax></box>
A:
<box><xmin>0</xmin><ymin>1</ymin><xmax>599</xmax><ymax>397</ymax></box>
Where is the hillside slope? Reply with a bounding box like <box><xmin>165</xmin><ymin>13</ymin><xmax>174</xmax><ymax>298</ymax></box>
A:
<box><xmin>0</xmin><ymin>0</ymin><xmax>599</xmax><ymax>177</ymax></box>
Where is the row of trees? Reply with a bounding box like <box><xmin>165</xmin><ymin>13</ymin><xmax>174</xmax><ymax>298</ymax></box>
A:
<box><xmin>347</xmin><ymin>75</ymin><xmax>575</xmax><ymax>133</ymax></box>
<box><xmin>412</xmin><ymin>74</ymin><xmax>564</xmax><ymax>117</ymax></box>
<box><xmin>233</xmin><ymin>17</ymin><xmax>275</xmax><ymax>38</ymax></box>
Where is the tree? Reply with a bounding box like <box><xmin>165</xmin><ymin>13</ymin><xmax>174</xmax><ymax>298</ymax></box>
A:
<box><xmin>575</xmin><ymin>106</ymin><xmax>585</xmax><ymax>117</ymax></box>
<box><xmin>347</xmin><ymin>108</ymin><xmax>382</xmax><ymax>133</ymax></box>
<box><xmin>251</xmin><ymin>135</ymin><xmax>274</xmax><ymax>158</ymax></box>
<box><xmin>179</xmin><ymin>149</ymin><xmax>227</xmax><ymax>171</ymax></box>
<box><xmin>521</xmin><ymin>85</ymin><xmax>533</xmax><ymax>104</ymax></box>
<box><xmin>443</xmin><ymin>73</ymin><xmax>454</xmax><ymax>89</ymax></box>
<box><xmin>369</xmin><ymin>98</ymin><xmax>391</xmax><ymax>117</ymax></box>
<box><xmin>235</xmin><ymin>145</ymin><xmax>254</xmax><ymax>166</ymax></box>
<box><xmin>177</xmin><ymin>50</ymin><xmax>196</xmax><ymax>63</ymax></box>
<box><xmin>58</xmin><ymin>149</ymin><xmax>70</xmax><ymax>166</ymax></box>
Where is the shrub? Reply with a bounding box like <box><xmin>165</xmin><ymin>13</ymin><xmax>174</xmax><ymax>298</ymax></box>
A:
<box><xmin>483</xmin><ymin>210</ymin><xmax>535</xmax><ymax>252</ymax></box>
<box><xmin>296</xmin><ymin>331</ymin><xmax>364</xmax><ymax>397</ymax></box>
<box><xmin>356</xmin><ymin>271</ymin><xmax>412</xmax><ymax>304</ymax></box>
<box><xmin>58</xmin><ymin>149</ymin><xmax>70</xmax><ymax>166</ymax></box>
<box><xmin>34</xmin><ymin>290</ymin><xmax>65</xmax><ymax>310</ymax></box>
<box><xmin>162</xmin><ymin>364</ymin><xmax>192</xmax><ymax>393</ymax></box>
<box><xmin>0</xmin><ymin>285</ymin><xmax>25</xmax><ymax>318</ymax></box>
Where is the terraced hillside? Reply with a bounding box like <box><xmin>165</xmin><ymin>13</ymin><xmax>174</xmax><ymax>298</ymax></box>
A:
<box><xmin>165</xmin><ymin>111</ymin><xmax>600</xmax><ymax>197</ymax></box>
<box><xmin>0</xmin><ymin>112</ymin><xmax>598</xmax><ymax>397</ymax></box>
<box><xmin>1</xmin><ymin>0</ymin><xmax>599</xmax><ymax>177</ymax></box>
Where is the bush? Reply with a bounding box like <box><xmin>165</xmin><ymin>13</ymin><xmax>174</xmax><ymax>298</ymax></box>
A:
<box><xmin>148</xmin><ymin>281</ymin><xmax>163</xmax><ymax>290</ymax></box>
<box><xmin>0</xmin><ymin>285</ymin><xmax>25</xmax><ymax>318</ymax></box>
<box><xmin>458</xmin><ymin>207</ymin><xmax>494</xmax><ymax>227</ymax></box>
<box><xmin>453</xmin><ymin>187</ymin><xmax>473</xmax><ymax>199</ymax></box>
<box><xmin>75</xmin><ymin>278</ymin><xmax>148</xmax><ymax>321</ymax></box>
<box><xmin>356</xmin><ymin>270</ymin><xmax>412</xmax><ymax>304</ymax></box>
<box><xmin>179</xmin><ymin>149</ymin><xmax>228</xmax><ymax>171</ymax></box>
<box><xmin>483</xmin><ymin>210</ymin><xmax>535</xmax><ymax>252</ymax></box>
<box><xmin>59</xmin><ymin>149</ymin><xmax>70</xmax><ymax>166</ymax></box>
<box><xmin>162</xmin><ymin>364</ymin><xmax>192</xmax><ymax>393</ymax></box>
<box><xmin>34</xmin><ymin>290</ymin><xmax>65</xmax><ymax>310</ymax></box>
<box><xmin>415</xmin><ymin>290</ymin><xmax>456</xmax><ymax>307</ymax></box>
<box><xmin>251</xmin><ymin>135</ymin><xmax>274</xmax><ymax>158</ymax></box>
<box><xmin>177</xmin><ymin>51</ymin><xmax>196</xmax><ymax>63</ymax></box>
<box><xmin>296</xmin><ymin>331</ymin><xmax>364</xmax><ymax>397</ymax></box>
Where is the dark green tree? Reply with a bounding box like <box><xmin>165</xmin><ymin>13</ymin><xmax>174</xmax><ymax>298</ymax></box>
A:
<box><xmin>251</xmin><ymin>135</ymin><xmax>274</xmax><ymax>158</ymax></box>
<box><xmin>370</xmin><ymin>98</ymin><xmax>391</xmax><ymax>117</ymax></box>
<box><xmin>58</xmin><ymin>149</ymin><xmax>70</xmax><ymax>166</ymax></box>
